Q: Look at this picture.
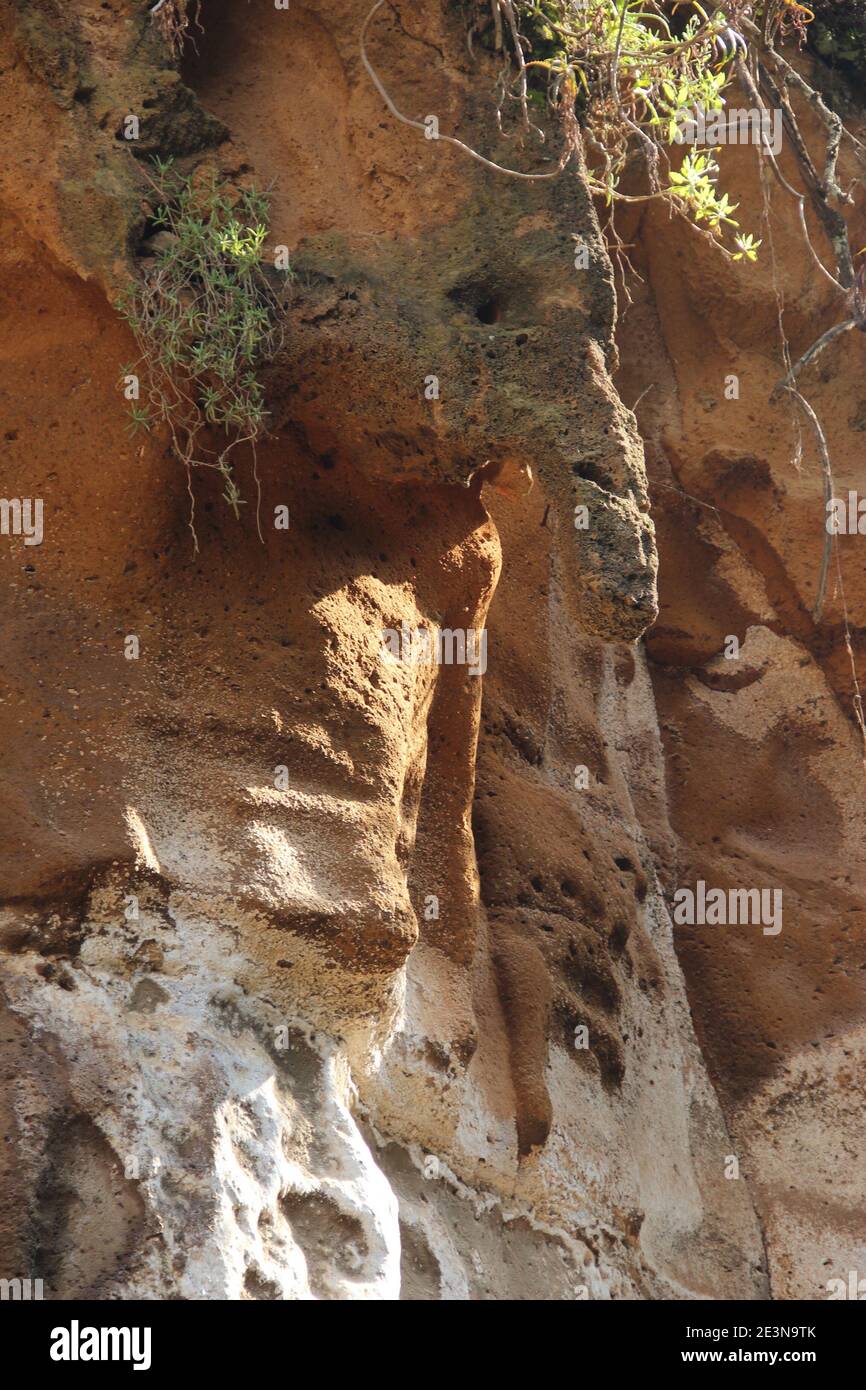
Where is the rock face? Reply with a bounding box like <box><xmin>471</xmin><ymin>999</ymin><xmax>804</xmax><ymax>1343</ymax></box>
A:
<box><xmin>613</xmin><ymin>102</ymin><xmax>866</xmax><ymax>1298</ymax></box>
<box><xmin>0</xmin><ymin>0</ymin><xmax>861</xmax><ymax>1300</ymax></box>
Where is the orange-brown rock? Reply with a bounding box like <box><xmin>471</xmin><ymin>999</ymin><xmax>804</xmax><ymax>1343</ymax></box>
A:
<box><xmin>0</xmin><ymin>0</ymin><xmax>861</xmax><ymax>1302</ymax></box>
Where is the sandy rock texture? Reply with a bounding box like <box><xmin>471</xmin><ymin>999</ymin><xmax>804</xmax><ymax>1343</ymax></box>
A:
<box><xmin>0</xmin><ymin>0</ymin><xmax>860</xmax><ymax>1300</ymax></box>
<box><xmin>614</xmin><ymin>76</ymin><xmax>866</xmax><ymax>1298</ymax></box>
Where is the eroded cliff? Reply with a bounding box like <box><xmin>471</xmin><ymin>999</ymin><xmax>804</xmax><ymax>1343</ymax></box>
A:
<box><xmin>0</xmin><ymin>0</ymin><xmax>863</xmax><ymax>1300</ymax></box>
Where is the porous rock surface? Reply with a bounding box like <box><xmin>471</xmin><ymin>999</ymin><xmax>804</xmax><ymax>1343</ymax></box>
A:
<box><xmin>0</xmin><ymin>0</ymin><xmax>862</xmax><ymax>1299</ymax></box>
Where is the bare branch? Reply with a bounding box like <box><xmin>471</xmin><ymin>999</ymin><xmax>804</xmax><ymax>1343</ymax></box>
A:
<box><xmin>771</xmin><ymin>317</ymin><xmax>858</xmax><ymax>400</ymax></box>
<box><xmin>736</xmin><ymin>55</ymin><xmax>846</xmax><ymax>292</ymax></box>
<box><xmin>780</xmin><ymin>387</ymin><xmax>834</xmax><ymax>621</ymax></box>
<box><xmin>360</xmin><ymin>0</ymin><xmax>570</xmax><ymax>181</ymax></box>
<box><xmin>492</xmin><ymin>0</ymin><xmax>503</xmax><ymax>52</ymax></box>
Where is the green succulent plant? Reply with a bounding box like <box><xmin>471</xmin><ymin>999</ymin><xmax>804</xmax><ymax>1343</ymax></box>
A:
<box><xmin>117</xmin><ymin>158</ymin><xmax>290</xmax><ymax>539</ymax></box>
